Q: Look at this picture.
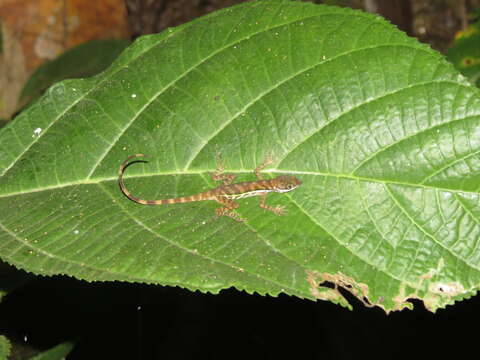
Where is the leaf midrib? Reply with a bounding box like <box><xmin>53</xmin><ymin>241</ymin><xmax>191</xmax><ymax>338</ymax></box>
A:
<box><xmin>4</xmin><ymin>169</ymin><xmax>475</xmax><ymax>296</ymax></box>
<box><xmin>2</xmin><ymin>12</ymin><xmax>452</xmax><ymax>194</ymax></box>
<box><xmin>1</xmin><ymin>169</ymin><xmax>478</xmax><ymax>199</ymax></box>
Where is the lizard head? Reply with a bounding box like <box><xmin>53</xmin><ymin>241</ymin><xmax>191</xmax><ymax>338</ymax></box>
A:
<box><xmin>271</xmin><ymin>175</ymin><xmax>302</xmax><ymax>193</ymax></box>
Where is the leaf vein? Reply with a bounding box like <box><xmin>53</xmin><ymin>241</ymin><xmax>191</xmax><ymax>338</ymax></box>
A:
<box><xmin>385</xmin><ymin>184</ymin><xmax>480</xmax><ymax>272</ymax></box>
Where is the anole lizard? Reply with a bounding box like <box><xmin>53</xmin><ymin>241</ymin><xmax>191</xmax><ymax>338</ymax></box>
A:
<box><xmin>118</xmin><ymin>154</ymin><xmax>301</xmax><ymax>221</ymax></box>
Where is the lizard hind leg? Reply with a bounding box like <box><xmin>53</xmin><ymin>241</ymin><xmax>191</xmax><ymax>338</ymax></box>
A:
<box><xmin>259</xmin><ymin>194</ymin><xmax>287</xmax><ymax>216</ymax></box>
<box><xmin>215</xmin><ymin>197</ymin><xmax>243</xmax><ymax>222</ymax></box>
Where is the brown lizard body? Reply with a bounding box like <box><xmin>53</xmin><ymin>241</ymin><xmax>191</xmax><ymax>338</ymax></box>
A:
<box><xmin>118</xmin><ymin>154</ymin><xmax>301</xmax><ymax>221</ymax></box>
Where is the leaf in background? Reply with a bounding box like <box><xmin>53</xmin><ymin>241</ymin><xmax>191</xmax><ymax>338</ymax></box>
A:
<box><xmin>28</xmin><ymin>341</ymin><xmax>75</xmax><ymax>360</ymax></box>
<box><xmin>0</xmin><ymin>261</ymin><xmax>34</xmax><ymax>302</ymax></box>
<box><xmin>0</xmin><ymin>0</ymin><xmax>480</xmax><ymax>313</ymax></box>
<box><xmin>0</xmin><ymin>335</ymin><xmax>11</xmax><ymax>360</ymax></box>
<box><xmin>19</xmin><ymin>40</ymin><xmax>130</xmax><ymax>107</ymax></box>
<box><xmin>447</xmin><ymin>24</ymin><xmax>480</xmax><ymax>87</ymax></box>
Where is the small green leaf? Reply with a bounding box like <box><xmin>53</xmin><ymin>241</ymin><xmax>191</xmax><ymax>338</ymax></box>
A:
<box><xmin>28</xmin><ymin>341</ymin><xmax>75</xmax><ymax>360</ymax></box>
<box><xmin>0</xmin><ymin>1</ymin><xmax>479</xmax><ymax>312</ymax></box>
<box><xmin>0</xmin><ymin>261</ymin><xmax>33</xmax><ymax>301</ymax></box>
<box><xmin>446</xmin><ymin>25</ymin><xmax>480</xmax><ymax>87</ymax></box>
<box><xmin>0</xmin><ymin>335</ymin><xmax>11</xmax><ymax>360</ymax></box>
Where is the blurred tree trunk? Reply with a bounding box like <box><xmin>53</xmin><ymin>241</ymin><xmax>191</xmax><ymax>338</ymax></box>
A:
<box><xmin>0</xmin><ymin>0</ymin><xmax>129</xmax><ymax>120</ymax></box>
<box><xmin>364</xmin><ymin>0</ymin><xmax>413</xmax><ymax>36</ymax></box>
<box><xmin>125</xmin><ymin>0</ymin><xmax>242</xmax><ymax>37</ymax></box>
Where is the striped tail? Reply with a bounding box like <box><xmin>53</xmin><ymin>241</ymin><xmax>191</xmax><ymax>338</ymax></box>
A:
<box><xmin>118</xmin><ymin>154</ymin><xmax>214</xmax><ymax>205</ymax></box>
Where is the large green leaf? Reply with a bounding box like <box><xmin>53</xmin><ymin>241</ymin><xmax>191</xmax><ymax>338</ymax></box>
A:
<box><xmin>0</xmin><ymin>0</ymin><xmax>479</xmax><ymax>313</ymax></box>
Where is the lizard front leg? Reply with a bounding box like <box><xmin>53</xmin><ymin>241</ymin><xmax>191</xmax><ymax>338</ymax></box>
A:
<box><xmin>215</xmin><ymin>197</ymin><xmax>243</xmax><ymax>222</ymax></box>
<box><xmin>254</xmin><ymin>155</ymin><xmax>274</xmax><ymax>180</ymax></box>
<box><xmin>259</xmin><ymin>194</ymin><xmax>286</xmax><ymax>216</ymax></box>
<box><xmin>212</xmin><ymin>152</ymin><xmax>236</xmax><ymax>185</ymax></box>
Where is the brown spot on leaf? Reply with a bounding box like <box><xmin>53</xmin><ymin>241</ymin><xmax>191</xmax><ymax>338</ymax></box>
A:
<box><xmin>429</xmin><ymin>282</ymin><xmax>465</xmax><ymax>296</ymax></box>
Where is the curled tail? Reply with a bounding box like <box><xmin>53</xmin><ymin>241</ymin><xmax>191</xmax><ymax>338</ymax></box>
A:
<box><xmin>118</xmin><ymin>154</ymin><xmax>213</xmax><ymax>205</ymax></box>
<box><xmin>118</xmin><ymin>154</ymin><xmax>156</xmax><ymax>205</ymax></box>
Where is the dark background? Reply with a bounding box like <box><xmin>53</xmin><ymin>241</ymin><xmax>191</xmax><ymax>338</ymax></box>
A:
<box><xmin>0</xmin><ymin>277</ymin><xmax>479</xmax><ymax>359</ymax></box>
<box><xmin>1</xmin><ymin>274</ymin><xmax>477</xmax><ymax>359</ymax></box>
<box><xmin>2</xmin><ymin>1</ymin><xmax>479</xmax><ymax>359</ymax></box>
